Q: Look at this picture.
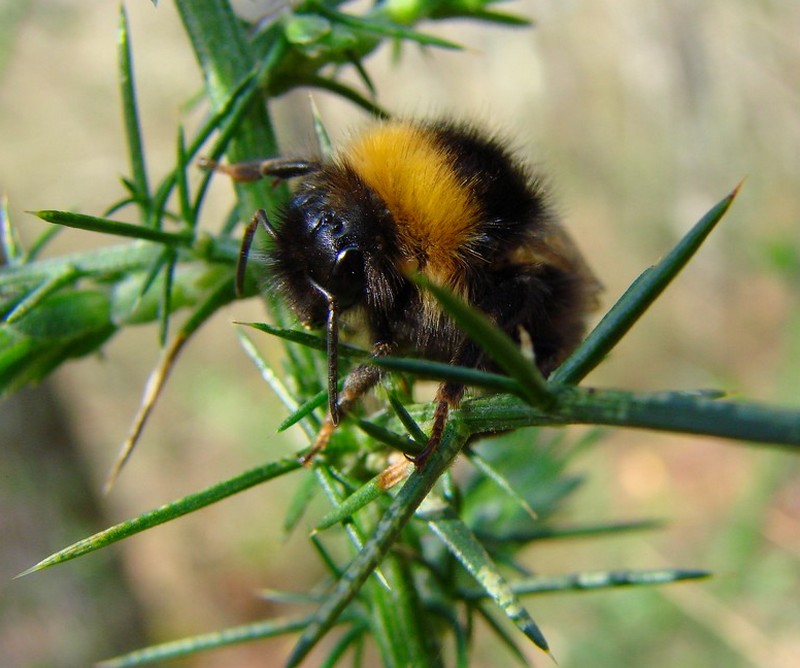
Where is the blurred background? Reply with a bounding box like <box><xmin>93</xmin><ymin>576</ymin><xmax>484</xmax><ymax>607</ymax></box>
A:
<box><xmin>1</xmin><ymin>1</ymin><xmax>798</xmax><ymax>666</ymax></box>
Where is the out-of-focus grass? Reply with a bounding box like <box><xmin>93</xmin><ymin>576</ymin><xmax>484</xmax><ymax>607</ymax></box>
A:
<box><xmin>1</xmin><ymin>2</ymin><xmax>798</xmax><ymax>667</ymax></box>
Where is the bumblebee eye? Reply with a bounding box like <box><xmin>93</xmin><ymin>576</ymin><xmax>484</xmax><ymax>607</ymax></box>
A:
<box><xmin>333</xmin><ymin>247</ymin><xmax>363</xmax><ymax>279</ymax></box>
<box><xmin>327</xmin><ymin>247</ymin><xmax>365</xmax><ymax>308</ymax></box>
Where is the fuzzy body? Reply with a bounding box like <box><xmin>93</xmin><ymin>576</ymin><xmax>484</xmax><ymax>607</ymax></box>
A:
<box><xmin>269</xmin><ymin>119</ymin><xmax>599</xmax><ymax>375</ymax></box>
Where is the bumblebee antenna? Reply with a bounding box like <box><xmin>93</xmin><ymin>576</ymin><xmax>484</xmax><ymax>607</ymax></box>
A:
<box><xmin>236</xmin><ymin>208</ymin><xmax>277</xmax><ymax>297</ymax></box>
<box><xmin>324</xmin><ymin>292</ymin><xmax>341</xmax><ymax>425</ymax></box>
<box><xmin>308</xmin><ymin>281</ymin><xmax>341</xmax><ymax>426</ymax></box>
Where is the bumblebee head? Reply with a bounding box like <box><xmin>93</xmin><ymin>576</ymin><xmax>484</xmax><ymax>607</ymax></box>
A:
<box><xmin>236</xmin><ymin>164</ymin><xmax>392</xmax><ymax>426</ymax></box>
<box><xmin>274</xmin><ymin>165</ymin><xmax>392</xmax><ymax>328</ymax></box>
<box><xmin>287</xmin><ymin>193</ymin><xmax>367</xmax><ymax>319</ymax></box>
<box><xmin>276</xmin><ymin>174</ymin><xmax>388</xmax><ymax>426</ymax></box>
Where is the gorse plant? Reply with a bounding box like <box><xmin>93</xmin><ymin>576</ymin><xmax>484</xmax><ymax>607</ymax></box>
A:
<box><xmin>3</xmin><ymin>1</ymin><xmax>799</xmax><ymax>666</ymax></box>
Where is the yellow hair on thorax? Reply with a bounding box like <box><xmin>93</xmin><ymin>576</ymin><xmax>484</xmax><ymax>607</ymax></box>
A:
<box><xmin>342</xmin><ymin>122</ymin><xmax>483</xmax><ymax>293</ymax></box>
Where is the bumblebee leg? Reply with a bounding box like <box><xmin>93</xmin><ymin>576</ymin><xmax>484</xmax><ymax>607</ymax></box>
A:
<box><xmin>407</xmin><ymin>381</ymin><xmax>465</xmax><ymax>468</ymax></box>
<box><xmin>198</xmin><ymin>157</ymin><xmax>319</xmax><ymax>182</ymax></box>
<box><xmin>408</xmin><ymin>337</ymin><xmax>483</xmax><ymax>467</ymax></box>
<box><xmin>299</xmin><ymin>343</ymin><xmax>392</xmax><ymax>465</ymax></box>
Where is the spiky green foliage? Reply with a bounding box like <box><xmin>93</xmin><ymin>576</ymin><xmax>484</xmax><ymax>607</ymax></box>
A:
<box><xmin>4</xmin><ymin>2</ymin><xmax>799</xmax><ymax>667</ymax></box>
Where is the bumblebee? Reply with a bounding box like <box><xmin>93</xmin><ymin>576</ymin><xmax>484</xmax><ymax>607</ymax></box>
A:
<box><xmin>207</xmin><ymin>119</ymin><xmax>600</xmax><ymax>465</ymax></box>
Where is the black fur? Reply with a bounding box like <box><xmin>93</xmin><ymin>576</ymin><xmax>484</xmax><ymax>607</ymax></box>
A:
<box><xmin>267</xmin><ymin>120</ymin><xmax>594</xmax><ymax>375</ymax></box>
